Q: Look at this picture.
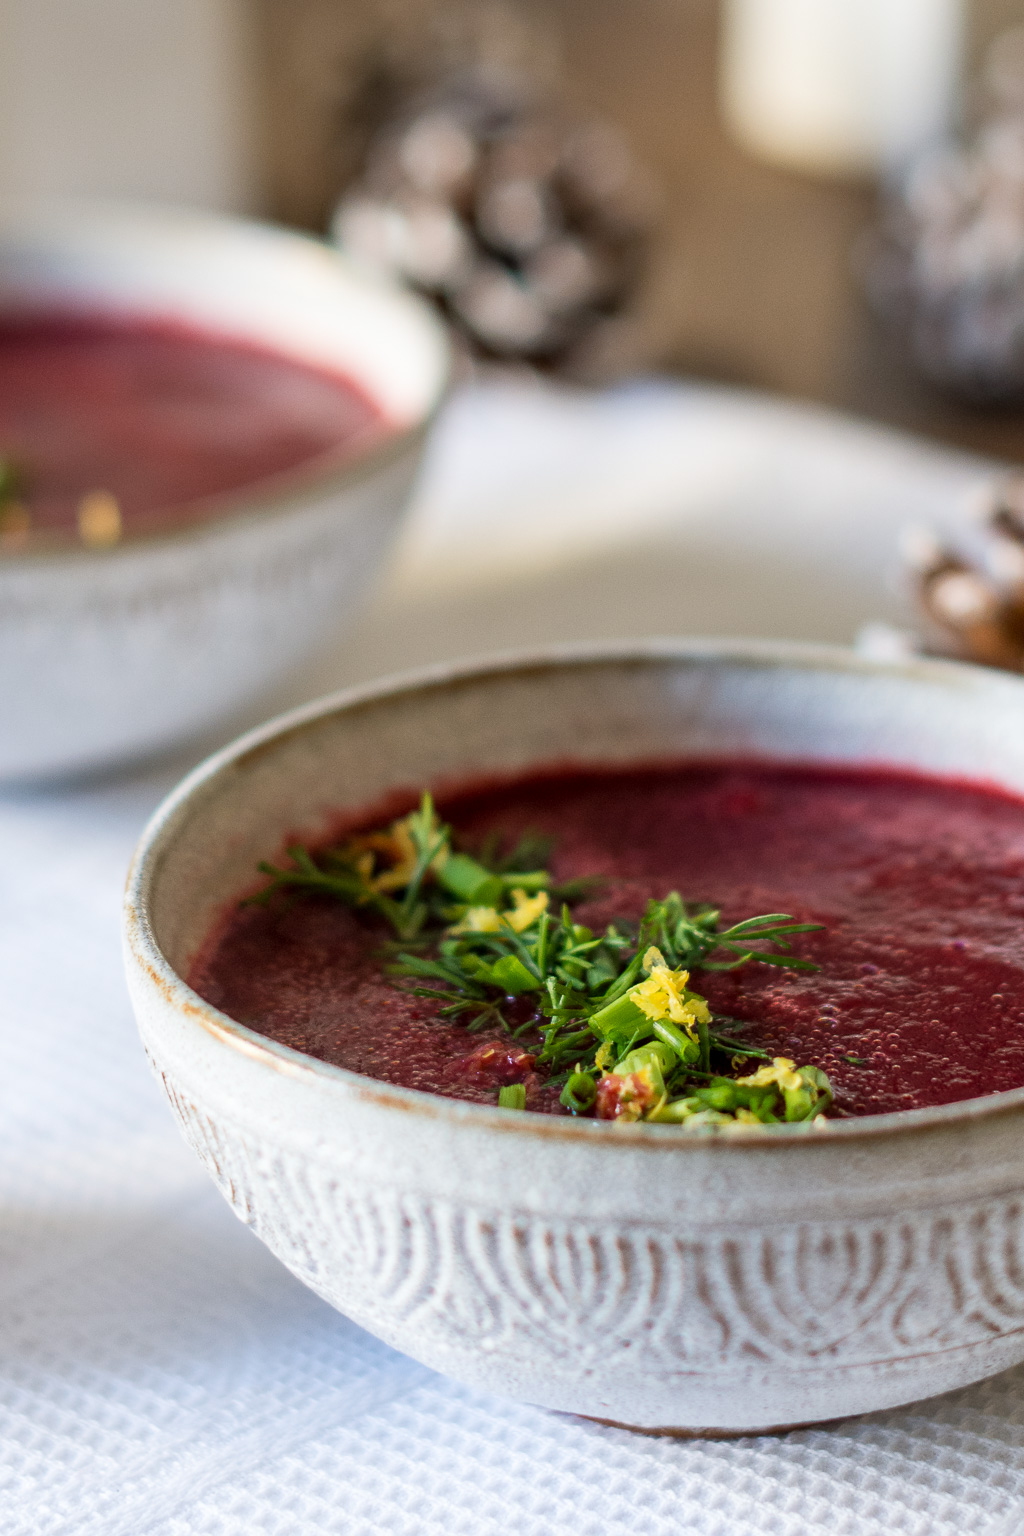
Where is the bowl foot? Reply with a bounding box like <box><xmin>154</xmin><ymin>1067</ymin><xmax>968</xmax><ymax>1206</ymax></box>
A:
<box><xmin>574</xmin><ymin>1411</ymin><xmax>847</xmax><ymax>1439</ymax></box>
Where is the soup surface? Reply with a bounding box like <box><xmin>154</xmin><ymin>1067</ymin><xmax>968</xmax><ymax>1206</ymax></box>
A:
<box><xmin>188</xmin><ymin>763</ymin><xmax>1024</xmax><ymax>1118</ymax></box>
<box><xmin>0</xmin><ymin>312</ymin><xmax>383</xmax><ymax>538</ymax></box>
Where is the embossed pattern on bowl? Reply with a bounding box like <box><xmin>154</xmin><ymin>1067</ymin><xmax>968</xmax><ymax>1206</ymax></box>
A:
<box><xmin>124</xmin><ymin>642</ymin><xmax>1024</xmax><ymax>1431</ymax></box>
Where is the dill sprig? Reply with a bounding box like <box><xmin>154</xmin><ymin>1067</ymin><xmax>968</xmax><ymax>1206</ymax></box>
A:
<box><xmin>248</xmin><ymin>792</ymin><xmax>834</xmax><ymax>1127</ymax></box>
<box><xmin>0</xmin><ymin>458</ymin><xmax>21</xmax><ymax>505</ymax></box>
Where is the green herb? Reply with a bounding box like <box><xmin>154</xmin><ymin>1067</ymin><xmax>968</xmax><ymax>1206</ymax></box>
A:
<box><xmin>250</xmin><ymin>791</ymin><xmax>834</xmax><ymax>1128</ymax></box>
<box><xmin>560</xmin><ymin>1071</ymin><xmax>598</xmax><ymax>1113</ymax></box>
<box><xmin>249</xmin><ymin>793</ymin><xmax>577</xmax><ymax>942</ymax></box>
<box><xmin>841</xmin><ymin>1054</ymin><xmax>868</xmax><ymax>1066</ymax></box>
<box><xmin>634</xmin><ymin>891</ymin><xmax>824</xmax><ymax>972</ymax></box>
<box><xmin>0</xmin><ymin>458</ymin><xmax>21</xmax><ymax>505</ymax></box>
<box><xmin>0</xmin><ymin>457</ymin><xmax>31</xmax><ymax>548</ymax></box>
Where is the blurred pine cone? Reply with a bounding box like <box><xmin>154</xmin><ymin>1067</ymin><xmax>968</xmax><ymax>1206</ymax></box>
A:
<box><xmin>331</xmin><ymin>72</ymin><xmax>658</xmax><ymax>380</ymax></box>
<box><xmin>906</xmin><ymin>473</ymin><xmax>1024</xmax><ymax>670</ymax></box>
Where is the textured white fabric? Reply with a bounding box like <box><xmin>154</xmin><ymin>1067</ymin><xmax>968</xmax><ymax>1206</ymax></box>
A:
<box><xmin>4</xmin><ymin>382</ymin><xmax>1024</xmax><ymax>1535</ymax></box>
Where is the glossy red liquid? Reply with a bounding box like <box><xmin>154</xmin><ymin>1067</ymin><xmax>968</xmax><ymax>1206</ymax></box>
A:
<box><xmin>0</xmin><ymin>312</ymin><xmax>384</xmax><ymax>535</ymax></box>
<box><xmin>188</xmin><ymin>764</ymin><xmax>1024</xmax><ymax>1117</ymax></box>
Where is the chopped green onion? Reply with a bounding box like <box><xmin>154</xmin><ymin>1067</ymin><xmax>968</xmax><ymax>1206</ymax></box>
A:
<box><xmin>560</xmin><ymin>1072</ymin><xmax>597</xmax><ymax>1114</ymax></box>
<box><xmin>589</xmin><ymin>993</ymin><xmax>651</xmax><ymax>1043</ymax></box>
<box><xmin>438</xmin><ymin>852</ymin><xmax>503</xmax><ymax>905</ymax></box>
<box><xmin>488</xmin><ymin>953</ymin><xmax>542</xmax><ymax>994</ymax></box>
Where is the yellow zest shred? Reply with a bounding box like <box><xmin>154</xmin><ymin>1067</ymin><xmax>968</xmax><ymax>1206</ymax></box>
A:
<box><xmin>735</xmin><ymin>1056</ymin><xmax>804</xmax><ymax>1092</ymax></box>
<box><xmin>452</xmin><ymin>887</ymin><xmax>549</xmax><ymax>935</ymax></box>
<box><xmin>628</xmin><ymin>945</ymin><xmax>711</xmax><ymax>1034</ymax></box>
<box><xmin>453</xmin><ymin>904</ymin><xmax>504</xmax><ymax>934</ymax></box>
<box><xmin>506</xmin><ymin>888</ymin><xmax>549</xmax><ymax>931</ymax></box>
<box><xmin>594</xmin><ymin>1040</ymin><xmax>615</xmax><ymax>1073</ymax></box>
<box><xmin>347</xmin><ymin>808</ymin><xmax>450</xmax><ymax>895</ymax></box>
<box><xmin>364</xmin><ymin>822</ymin><xmax>419</xmax><ymax>892</ymax></box>
<box><xmin>352</xmin><ymin>850</ymin><xmax>375</xmax><ymax>882</ymax></box>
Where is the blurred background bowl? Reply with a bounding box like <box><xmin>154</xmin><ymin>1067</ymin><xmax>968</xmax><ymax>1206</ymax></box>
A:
<box><xmin>0</xmin><ymin>201</ymin><xmax>450</xmax><ymax>782</ymax></box>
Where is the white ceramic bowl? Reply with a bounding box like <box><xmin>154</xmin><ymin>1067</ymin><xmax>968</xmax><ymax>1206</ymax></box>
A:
<box><xmin>124</xmin><ymin>641</ymin><xmax>1024</xmax><ymax>1433</ymax></box>
<box><xmin>0</xmin><ymin>201</ymin><xmax>449</xmax><ymax>781</ymax></box>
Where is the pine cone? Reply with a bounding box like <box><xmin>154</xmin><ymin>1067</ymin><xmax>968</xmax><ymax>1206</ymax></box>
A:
<box><xmin>906</xmin><ymin>474</ymin><xmax>1024</xmax><ymax>670</ymax></box>
<box><xmin>332</xmin><ymin>73</ymin><xmax>658</xmax><ymax>379</ymax></box>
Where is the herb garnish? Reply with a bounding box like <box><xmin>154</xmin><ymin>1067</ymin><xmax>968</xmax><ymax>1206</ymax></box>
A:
<box><xmin>0</xmin><ymin>458</ymin><xmax>20</xmax><ymax>504</ymax></box>
<box><xmin>250</xmin><ymin>794</ymin><xmax>834</xmax><ymax>1128</ymax></box>
<box><xmin>0</xmin><ymin>457</ymin><xmax>30</xmax><ymax>549</ymax></box>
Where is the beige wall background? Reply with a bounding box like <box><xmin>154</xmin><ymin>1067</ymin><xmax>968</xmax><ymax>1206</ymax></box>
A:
<box><xmin>0</xmin><ymin>0</ymin><xmax>1018</xmax><ymax>225</ymax></box>
<box><xmin>252</xmin><ymin>0</ymin><xmax>1024</xmax><ymax>230</ymax></box>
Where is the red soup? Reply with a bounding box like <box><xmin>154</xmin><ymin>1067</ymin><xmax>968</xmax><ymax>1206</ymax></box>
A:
<box><xmin>0</xmin><ymin>312</ymin><xmax>384</xmax><ymax>541</ymax></box>
<box><xmin>188</xmin><ymin>764</ymin><xmax>1024</xmax><ymax>1123</ymax></box>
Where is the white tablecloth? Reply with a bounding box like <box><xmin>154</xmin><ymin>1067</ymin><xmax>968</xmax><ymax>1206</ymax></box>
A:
<box><xmin>4</xmin><ymin>382</ymin><xmax>1024</xmax><ymax>1536</ymax></box>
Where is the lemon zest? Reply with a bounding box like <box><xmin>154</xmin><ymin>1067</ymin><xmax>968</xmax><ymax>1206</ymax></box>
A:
<box><xmin>594</xmin><ymin>1040</ymin><xmax>615</xmax><ymax>1073</ymax></box>
<box><xmin>735</xmin><ymin>1057</ymin><xmax>804</xmax><ymax>1092</ymax></box>
<box><xmin>453</xmin><ymin>905</ymin><xmax>504</xmax><ymax>934</ymax></box>
<box><xmin>365</xmin><ymin>821</ymin><xmax>419</xmax><ymax>892</ymax></box>
<box><xmin>349</xmin><ymin>807</ymin><xmax>450</xmax><ymax>895</ymax></box>
<box><xmin>505</xmin><ymin>887</ymin><xmax>549</xmax><ymax>931</ymax></box>
<box><xmin>628</xmin><ymin>946</ymin><xmax>711</xmax><ymax>1034</ymax></box>
<box><xmin>452</xmin><ymin>887</ymin><xmax>550</xmax><ymax>935</ymax></box>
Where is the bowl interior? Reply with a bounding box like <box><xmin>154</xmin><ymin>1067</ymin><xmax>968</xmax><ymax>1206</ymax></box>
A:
<box><xmin>0</xmin><ymin>199</ymin><xmax>449</xmax><ymax>428</ymax></box>
<box><xmin>141</xmin><ymin>644</ymin><xmax>1024</xmax><ymax>985</ymax></box>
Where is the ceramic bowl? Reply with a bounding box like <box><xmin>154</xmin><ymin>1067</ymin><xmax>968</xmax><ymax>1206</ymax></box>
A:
<box><xmin>0</xmin><ymin>200</ymin><xmax>449</xmax><ymax>781</ymax></box>
<box><xmin>124</xmin><ymin>641</ymin><xmax>1024</xmax><ymax>1433</ymax></box>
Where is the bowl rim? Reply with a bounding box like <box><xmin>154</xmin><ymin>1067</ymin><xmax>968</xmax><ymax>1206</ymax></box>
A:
<box><xmin>0</xmin><ymin>204</ymin><xmax>452</xmax><ymax>568</ymax></box>
<box><xmin>124</xmin><ymin>636</ymin><xmax>1024</xmax><ymax>1149</ymax></box>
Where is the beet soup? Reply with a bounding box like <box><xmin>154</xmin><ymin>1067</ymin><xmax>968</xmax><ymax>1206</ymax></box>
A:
<box><xmin>0</xmin><ymin>312</ymin><xmax>384</xmax><ymax>545</ymax></box>
<box><xmin>188</xmin><ymin>763</ymin><xmax>1024</xmax><ymax>1124</ymax></box>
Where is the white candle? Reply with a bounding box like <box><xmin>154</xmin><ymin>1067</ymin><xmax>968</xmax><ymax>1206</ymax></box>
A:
<box><xmin>720</xmin><ymin>0</ymin><xmax>965</xmax><ymax>178</ymax></box>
